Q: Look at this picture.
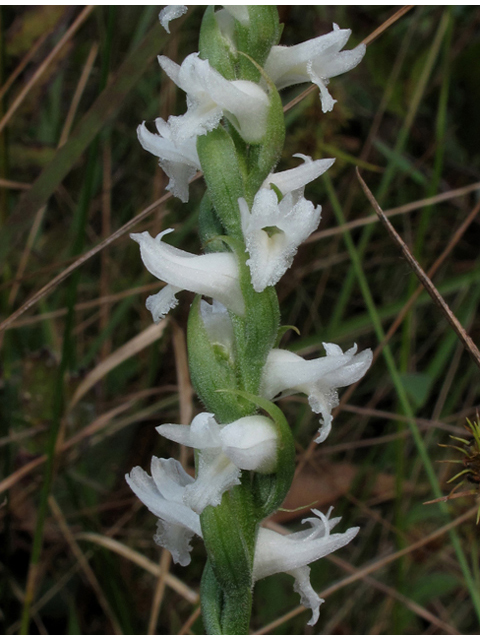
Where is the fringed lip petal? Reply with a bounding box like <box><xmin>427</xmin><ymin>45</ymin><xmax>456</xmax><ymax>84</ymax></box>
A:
<box><xmin>253</xmin><ymin>509</ymin><xmax>359</xmax><ymax>625</ymax></box>
<box><xmin>131</xmin><ymin>229</ymin><xmax>245</xmax><ymax>318</ymax></box>
<box><xmin>158</xmin><ymin>5</ymin><xmax>188</xmax><ymax>33</ymax></box>
<box><xmin>137</xmin><ymin>119</ymin><xmax>200</xmax><ymax>203</ymax></box>
<box><xmin>125</xmin><ymin>457</ymin><xmax>202</xmax><ymax>565</ymax></box>
<box><xmin>261</xmin><ymin>344</ymin><xmax>372</xmax><ymax>442</ymax></box>
<box><xmin>264</xmin><ymin>24</ymin><xmax>366</xmax><ymax>112</ymax></box>
<box><xmin>241</xmin><ymin>154</ymin><xmax>334</xmax><ymax>292</ymax></box>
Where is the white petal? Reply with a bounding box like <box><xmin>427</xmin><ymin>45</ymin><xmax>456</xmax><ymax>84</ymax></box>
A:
<box><xmin>158</xmin><ymin>53</ymin><xmax>270</xmax><ymax>143</ymax></box>
<box><xmin>131</xmin><ymin>229</ymin><xmax>245</xmax><ymax>316</ymax></box>
<box><xmin>240</xmin><ymin>190</ymin><xmax>322</xmax><ymax>292</ymax></box>
<box><xmin>219</xmin><ymin>415</ymin><xmax>278</xmax><ymax>473</ymax></box>
<box><xmin>154</xmin><ymin>520</ymin><xmax>195</xmax><ymax>566</ymax></box>
<box><xmin>146</xmin><ymin>285</ymin><xmax>181</xmax><ymax>323</ymax></box>
<box><xmin>137</xmin><ymin>119</ymin><xmax>200</xmax><ymax>202</ymax></box>
<box><xmin>253</xmin><ymin>511</ymin><xmax>359</xmax><ymax>581</ymax></box>
<box><xmin>264</xmin><ymin>26</ymin><xmax>365</xmax><ymax>111</ymax></box>
<box><xmin>261</xmin><ymin>345</ymin><xmax>372</xmax><ymax>442</ymax></box>
<box><xmin>184</xmin><ymin>449</ymin><xmax>241</xmax><ymax>513</ymax></box>
<box><xmin>158</xmin><ymin>5</ymin><xmax>188</xmax><ymax>34</ymax></box>
<box><xmin>125</xmin><ymin>458</ymin><xmax>201</xmax><ymax>537</ymax></box>
<box><xmin>289</xmin><ymin>566</ymin><xmax>324</xmax><ymax>626</ymax></box>
<box><xmin>262</xmin><ymin>155</ymin><xmax>334</xmax><ymax>196</ymax></box>
<box><xmin>157</xmin><ymin>413</ymin><xmax>221</xmax><ymax>450</ymax></box>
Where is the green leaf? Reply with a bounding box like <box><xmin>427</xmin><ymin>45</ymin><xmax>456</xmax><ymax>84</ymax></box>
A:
<box><xmin>199</xmin><ymin>5</ymin><xmax>236</xmax><ymax>79</ymax></box>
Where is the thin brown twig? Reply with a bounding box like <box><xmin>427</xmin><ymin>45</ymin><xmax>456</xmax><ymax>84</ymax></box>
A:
<box><xmin>357</xmin><ymin>168</ymin><xmax>480</xmax><ymax>371</ymax></box>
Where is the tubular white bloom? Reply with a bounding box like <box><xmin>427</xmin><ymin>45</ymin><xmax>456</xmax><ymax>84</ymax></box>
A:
<box><xmin>253</xmin><ymin>508</ymin><xmax>359</xmax><ymax>625</ymax></box>
<box><xmin>137</xmin><ymin>118</ymin><xmax>200</xmax><ymax>203</ymax></box>
<box><xmin>264</xmin><ymin>24</ymin><xmax>366</xmax><ymax>113</ymax></box>
<box><xmin>157</xmin><ymin>413</ymin><xmax>278</xmax><ymax>513</ymax></box>
<box><xmin>239</xmin><ymin>155</ymin><xmax>334</xmax><ymax>293</ymax></box>
<box><xmin>158</xmin><ymin>5</ymin><xmax>188</xmax><ymax>33</ymax></box>
<box><xmin>158</xmin><ymin>52</ymin><xmax>270</xmax><ymax>143</ymax></box>
<box><xmin>261</xmin><ymin>343</ymin><xmax>373</xmax><ymax>443</ymax></box>
<box><xmin>131</xmin><ymin>229</ymin><xmax>244</xmax><ymax>322</ymax></box>
<box><xmin>125</xmin><ymin>457</ymin><xmax>201</xmax><ymax>566</ymax></box>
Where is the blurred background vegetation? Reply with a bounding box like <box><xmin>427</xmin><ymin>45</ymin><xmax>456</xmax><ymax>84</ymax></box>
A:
<box><xmin>1</xmin><ymin>4</ymin><xmax>480</xmax><ymax>634</ymax></box>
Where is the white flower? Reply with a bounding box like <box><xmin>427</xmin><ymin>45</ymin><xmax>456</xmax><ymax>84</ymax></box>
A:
<box><xmin>158</xmin><ymin>5</ymin><xmax>188</xmax><ymax>33</ymax></box>
<box><xmin>127</xmin><ymin>461</ymin><xmax>359</xmax><ymax>625</ymax></box>
<box><xmin>137</xmin><ymin>118</ymin><xmax>200</xmax><ymax>203</ymax></box>
<box><xmin>157</xmin><ymin>412</ymin><xmax>278</xmax><ymax>513</ymax></box>
<box><xmin>131</xmin><ymin>229</ymin><xmax>244</xmax><ymax>321</ymax></box>
<box><xmin>125</xmin><ymin>457</ymin><xmax>201</xmax><ymax>566</ymax></box>
<box><xmin>239</xmin><ymin>155</ymin><xmax>334</xmax><ymax>292</ymax></box>
<box><xmin>261</xmin><ymin>343</ymin><xmax>373</xmax><ymax>443</ymax></box>
<box><xmin>158</xmin><ymin>52</ymin><xmax>270</xmax><ymax>143</ymax></box>
<box><xmin>253</xmin><ymin>508</ymin><xmax>359</xmax><ymax>625</ymax></box>
<box><xmin>265</xmin><ymin>24</ymin><xmax>366</xmax><ymax>113</ymax></box>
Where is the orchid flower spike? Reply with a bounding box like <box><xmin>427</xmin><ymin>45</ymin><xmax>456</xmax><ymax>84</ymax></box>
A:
<box><xmin>265</xmin><ymin>24</ymin><xmax>366</xmax><ymax>113</ymax></box>
<box><xmin>158</xmin><ymin>52</ymin><xmax>270</xmax><ymax>143</ymax></box>
<box><xmin>125</xmin><ymin>457</ymin><xmax>201</xmax><ymax>566</ymax></box>
<box><xmin>137</xmin><ymin>118</ymin><xmax>200</xmax><ymax>203</ymax></box>
<box><xmin>239</xmin><ymin>154</ymin><xmax>334</xmax><ymax>292</ymax></box>
<box><xmin>130</xmin><ymin>229</ymin><xmax>244</xmax><ymax>322</ymax></box>
<box><xmin>261</xmin><ymin>343</ymin><xmax>373</xmax><ymax>443</ymax></box>
<box><xmin>158</xmin><ymin>5</ymin><xmax>188</xmax><ymax>34</ymax></box>
<box><xmin>157</xmin><ymin>412</ymin><xmax>278</xmax><ymax>513</ymax></box>
<box><xmin>253</xmin><ymin>508</ymin><xmax>359</xmax><ymax>625</ymax></box>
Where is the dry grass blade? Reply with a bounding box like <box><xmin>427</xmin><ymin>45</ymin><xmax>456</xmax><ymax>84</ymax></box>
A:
<box><xmin>48</xmin><ymin>497</ymin><xmax>122</xmax><ymax>634</ymax></box>
<box><xmin>0</xmin><ymin>178</ymin><xmax>31</xmax><ymax>190</ymax></box>
<box><xmin>75</xmin><ymin>533</ymin><xmax>199</xmax><ymax>604</ymax></box>
<box><xmin>68</xmin><ymin>320</ymin><xmax>168</xmax><ymax>409</ymax></box>
<box><xmin>0</xmin><ymin>400</ymin><xmax>134</xmax><ymax>495</ymax></box>
<box><xmin>178</xmin><ymin>607</ymin><xmax>202</xmax><ymax>635</ymax></box>
<box><xmin>0</xmin><ymin>31</ymin><xmax>50</xmax><ymax>103</ymax></box>
<box><xmin>147</xmin><ymin>549</ymin><xmax>171</xmax><ymax>634</ymax></box>
<box><xmin>0</xmin><ymin>6</ymin><xmax>95</xmax><ymax>135</ymax></box>
<box><xmin>357</xmin><ymin>168</ymin><xmax>480</xmax><ymax>371</ymax></box>
<box><xmin>58</xmin><ymin>41</ymin><xmax>99</xmax><ymax>147</ymax></box>
<box><xmin>0</xmin><ymin>192</ymin><xmax>172</xmax><ymax>335</ymax></box>
<box><xmin>254</xmin><ymin>506</ymin><xmax>478</xmax><ymax>634</ymax></box>
<box><xmin>329</xmin><ymin>556</ymin><xmax>459</xmax><ymax>635</ymax></box>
